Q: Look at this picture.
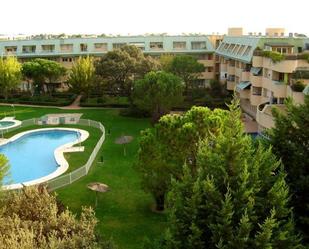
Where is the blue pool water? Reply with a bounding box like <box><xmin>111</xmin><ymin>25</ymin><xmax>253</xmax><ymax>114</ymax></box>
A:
<box><xmin>1</xmin><ymin>130</ymin><xmax>79</xmax><ymax>185</ymax></box>
<box><xmin>0</xmin><ymin>121</ymin><xmax>15</xmax><ymax>128</ymax></box>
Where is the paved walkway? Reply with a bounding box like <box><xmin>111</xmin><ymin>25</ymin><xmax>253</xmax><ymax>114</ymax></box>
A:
<box><xmin>60</xmin><ymin>95</ymin><xmax>82</xmax><ymax>110</ymax></box>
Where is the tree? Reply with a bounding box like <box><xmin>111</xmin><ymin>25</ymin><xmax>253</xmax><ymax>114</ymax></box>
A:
<box><xmin>162</xmin><ymin>100</ymin><xmax>302</xmax><ymax>249</ymax></box>
<box><xmin>69</xmin><ymin>56</ymin><xmax>95</xmax><ymax>98</ymax></box>
<box><xmin>159</xmin><ymin>54</ymin><xmax>174</xmax><ymax>72</ymax></box>
<box><xmin>132</xmin><ymin>71</ymin><xmax>184</xmax><ymax>124</ymax></box>
<box><xmin>135</xmin><ymin>105</ymin><xmax>227</xmax><ymax>211</ymax></box>
<box><xmin>167</xmin><ymin>55</ymin><xmax>205</xmax><ymax>92</ymax></box>
<box><xmin>95</xmin><ymin>45</ymin><xmax>159</xmax><ymax>97</ymax></box>
<box><xmin>0</xmin><ymin>57</ymin><xmax>22</xmax><ymax>99</ymax></box>
<box><xmin>268</xmin><ymin>96</ymin><xmax>309</xmax><ymax>242</ymax></box>
<box><xmin>0</xmin><ymin>186</ymin><xmax>116</xmax><ymax>249</ymax></box>
<box><xmin>21</xmin><ymin>58</ymin><xmax>66</xmax><ymax>94</ymax></box>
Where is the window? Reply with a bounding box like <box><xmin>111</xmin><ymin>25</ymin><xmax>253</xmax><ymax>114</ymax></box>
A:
<box><xmin>191</xmin><ymin>41</ymin><xmax>207</xmax><ymax>50</ymax></box>
<box><xmin>207</xmin><ymin>67</ymin><xmax>213</xmax><ymax>72</ymax></box>
<box><xmin>5</xmin><ymin>46</ymin><xmax>17</xmax><ymax>53</ymax></box>
<box><xmin>62</xmin><ymin>57</ymin><xmax>73</xmax><ymax>62</ymax></box>
<box><xmin>237</xmin><ymin>45</ymin><xmax>246</xmax><ymax>55</ymax></box>
<box><xmin>223</xmin><ymin>43</ymin><xmax>229</xmax><ymax>51</ymax></box>
<box><xmin>150</xmin><ymin>42</ymin><xmax>163</xmax><ymax>50</ymax></box>
<box><xmin>129</xmin><ymin>42</ymin><xmax>145</xmax><ymax>50</ymax></box>
<box><xmin>60</xmin><ymin>44</ymin><xmax>73</xmax><ymax>52</ymax></box>
<box><xmin>94</xmin><ymin>43</ymin><xmax>108</xmax><ymax>51</ymax></box>
<box><xmin>113</xmin><ymin>43</ymin><xmax>126</xmax><ymax>49</ymax></box>
<box><xmin>228</xmin><ymin>44</ymin><xmax>235</xmax><ymax>53</ymax></box>
<box><xmin>80</xmin><ymin>43</ymin><xmax>88</xmax><ymax>52</ymax></box>
<box><xmin>41</xmin><ymin>45</ymin><xmax>55</xmax><ymax>53</ymax></box>
<box><xmin>252</xmin><ymin>86</ymin><xmax>262</xmax><ymax>95</ymax></box>
<box><xmin>233</xmin><ymin>44</ymin><xmax>240</xmax><ymax>54</ymax></box>
<box><xmin>173</xmin><ymin>41</ymin><xmax>186</xmax><ymax>50</ymax></box>
<box><xmin>243</xmin><ymin>46</ymin><xmax>252</xmax><ymax>56</ymax></box>
<box><xmin>22</xmin><ymin>45</ymin><xmax>36</xmax><ymax>53</ymax></box>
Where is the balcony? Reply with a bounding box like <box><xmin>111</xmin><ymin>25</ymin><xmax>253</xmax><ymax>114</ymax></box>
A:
<box><xmin>262</xmin><ymin>77</ymin><xmax>287</xmax><ymax>97</ymax></box>
<box><xmin>252</xmin><ymin>55</ymin><xmax>263</xmax><ymax>67</ymax></box>
<box><xmin>238</xmin><ymin>89</ymin><xmax>250</xmax><ymax>99</ymax></box>
<box><xmin>235</xmin><ymin>67</ymin><xmax>243</xmax><ymax>77</ymax></box>
<box><xmin>199</xmin><ymin>60</ymin><xmax>215</xmax><ymax>67</ymax></box>
<box><xmin>262</xmin><ymin>57</ymin><xmax>297</xmax><ymax>73</ymax></box>
<box><xmin>227</xmin><ymin>65</ymin><xmax>235</xmax><ymax>75</ymax></box>
<box><xmin>250</xmin><ymin>94</ymin><xmax>262</xmax><ymax>106</ymax></box>
<box><xmin>250</xmin><ymin>74</ymin><xmax>262</xmax><ymax>87</ymax></box>
<box><xmin>287</xmin><ymin>85</ymin><xmax>305</xmax><ymax>104</ymax></box>
<box><xmin>256</xmin><ymin>103</ymin><xmax>286</xmax><ymax>129</ymax></box>
<box><xmin>227</xmin><ymin>80</ymin><xmax>236</xmax><ymax>90</ymax></box>
<box><xmin>241</xmin><ymin>71</ymin><xmax>250</xmax><ymax>81</ymax></box>
<box><xmin>220</xmin><ymin>63</ymin><xmax>227</xmax><ymax>72</ymax></box>
<box><xmin>199</xmin><ymin>71</ymin><xmax>214</xmax><ymax>79</ymax></box>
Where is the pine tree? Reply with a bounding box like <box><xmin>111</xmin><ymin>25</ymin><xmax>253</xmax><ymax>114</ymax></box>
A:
<box><xmin>268</xmin><ymin>96</ymin><xmax>309</xmax><ymax>242</ymax></box>
<box><xmin>164</xmin><ymin>99</ymin><xmax>303</xmax><ymax>249</ymax></box>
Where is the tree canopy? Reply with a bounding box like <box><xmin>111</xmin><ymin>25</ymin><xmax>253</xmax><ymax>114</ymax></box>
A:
<box><xmin>95</xmin><ymin>45</ymin><xmax>159</xmax><ymax>97</ymax></box>
<box><xmin>0</xmin><ymin>57</ymin><xmax>22</xmax><ymax>99</ymax></box>
<box><xmin>68</xmin><ymin>56</ymin><xmax>95</xmax><ymax>98</ymax></box>
<box><xmin>132</xmin><ymin>71</ymin><xmax>184</xmax><ymax>124</ymax></box>
<box><xmin>135</xmin><ymin>105</ymin><xmax>227</xmax><ymax>210</ymax></box>
<box><xmin>166</xmin><ymin>55</ymin><xmax>205</xmax><ymax>91</ymax></box>
<box><xmin>21</xmin><ymin>58</ymin><xmax>66</xmax><ymax>94</ymax></box>
<box><xmin>268</xmin><ymin>96</ymin><xmax>309</xmax><ymax>243</ymax></box>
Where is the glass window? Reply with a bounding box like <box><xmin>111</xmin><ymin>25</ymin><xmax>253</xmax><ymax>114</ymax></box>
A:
<box><xmin>191</xmin><ymin>41</ymin><xmax>207</xmax><ymax>50</ymax></box>
<box><xmin>173</xmin><ymin>41</ymin><xmax>186</xmax><ymax>50</ymax></box>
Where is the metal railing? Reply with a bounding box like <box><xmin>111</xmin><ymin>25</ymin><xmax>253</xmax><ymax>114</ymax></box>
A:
<box><xmin>1</xmin><ymin>118</ymin><xmax>105</xmax><ymax>191</ymax></box>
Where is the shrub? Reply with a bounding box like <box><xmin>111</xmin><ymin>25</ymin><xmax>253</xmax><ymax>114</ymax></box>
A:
<box><xmin>0</xmin><ymin>186</ymin><xmax>116</xmax><ymax>249</ymax></box>
<box><xmin>291</xmin><ymin>81</ymin><xmax>305</xmax><ymax>92</ymax></box>
<box><xmin>262</xmin><ymin>51</ymin><xmax>285</xmax><ymax>63</ymax></box>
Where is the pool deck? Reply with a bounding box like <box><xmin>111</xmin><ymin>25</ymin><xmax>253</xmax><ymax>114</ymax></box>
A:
<box><xmin>1</xmin><ymin>127</ymin><xmax>89</xmax><ymax>190</ymax></box>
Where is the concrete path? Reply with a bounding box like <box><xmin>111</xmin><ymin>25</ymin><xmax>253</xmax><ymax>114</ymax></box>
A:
<box><xmin>60</xmin><ymin>95</ymin><xmax>82</xmax><ymax>110</ymax></box>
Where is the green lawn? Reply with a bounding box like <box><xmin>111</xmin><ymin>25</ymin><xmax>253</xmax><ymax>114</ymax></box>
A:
<box><xmin>0</xmin><ymin>105</ymin><xmax>167</xmax><ymax>249</ymax></box>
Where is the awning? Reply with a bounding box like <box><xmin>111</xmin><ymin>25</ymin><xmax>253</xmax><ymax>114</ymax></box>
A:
<box><xmin>303</xmin><ymin>85</ymin><xmax>309</xmax><ymax>95</ymax></box>
<box><xmin>236</xmin><ymin>81</ymin><xmax>251</xmax><ymax>91</ymax></box>
<box><xmin>250</xmin><ymin>67</ymin><xmax>262</xmax><ymax>76</ymax></box>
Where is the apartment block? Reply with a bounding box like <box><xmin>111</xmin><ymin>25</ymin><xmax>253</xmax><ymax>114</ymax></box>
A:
<box><xmin>216</xmin><ymin>35</ymin><xmax>309</xmax><ymax>131</ymax></box>
<box><xmin>0</xmin><ymin>35</ymin><xmax>222</xmax><ymax>87</ymax></box>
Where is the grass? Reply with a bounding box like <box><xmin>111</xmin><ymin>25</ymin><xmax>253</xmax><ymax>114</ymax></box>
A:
<box><xmin>0</xmin><ymin>105</ymin><xmax>167</xmax><ymax>249</ymax></box>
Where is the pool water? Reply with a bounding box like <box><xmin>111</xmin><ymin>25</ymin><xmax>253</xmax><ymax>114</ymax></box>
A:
<box><xmin>0</xmin><ymin>121</ymin><xmax>15</xmax><ymax>128</ymax></box>
<box><xmin>1</xmin><ymin>130</ymin><xmax>79</xmax><ymax>185</ymax></box>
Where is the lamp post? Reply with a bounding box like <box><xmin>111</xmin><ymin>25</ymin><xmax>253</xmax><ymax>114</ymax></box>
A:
<box><xmin>11</xmin><ymin>104</ymin><xmax>15</xmax><ymax>118</ymax></box>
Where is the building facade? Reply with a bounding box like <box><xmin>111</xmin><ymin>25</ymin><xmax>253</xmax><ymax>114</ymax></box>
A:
<box><xmin>0</xmin><ymin>35</ymin><xmax>222</xmax><ymax>89</ymax></box>
<box><xmin>216</xmin><ymin>35</ymin><xmax>309</xmax><ymax>131</ymax></box>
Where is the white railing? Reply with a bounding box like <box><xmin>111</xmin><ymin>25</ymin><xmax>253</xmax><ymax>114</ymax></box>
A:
<box><xmin>1</xmin><ymin>118</ymin><xmax>105</xmax><ymax>191</ymax></box>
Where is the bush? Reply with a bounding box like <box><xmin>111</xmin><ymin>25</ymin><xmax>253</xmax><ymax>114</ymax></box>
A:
<box><xmin>262</xmin><ymin>50</ymin><xmax>285</xmax><ymax>63</ymax></box>
<box><xmin>0</xmin><ymin>186</ymin><xmax>116</xmax><ymax>249</ymax></box>
<box><xmin>291</xmin><ymin>81</ymin><xmax>305</xmax><ymax>92</ymax></box>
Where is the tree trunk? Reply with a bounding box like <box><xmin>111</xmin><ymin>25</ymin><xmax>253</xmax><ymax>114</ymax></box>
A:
<box><xmin>155</xmin><ymin>194</ymin><xmax>165</xmax><ymax>211</ymax></box>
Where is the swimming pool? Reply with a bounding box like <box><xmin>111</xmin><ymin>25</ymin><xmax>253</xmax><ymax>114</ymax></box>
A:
<box><xmin>0</xmin><ymin>121</ymin><xmax>15</xmax><ymax>128</ymax></box>
<box><xmin>1</xmin><ymin>128</ymin><xmax>89</xmax><ymax>189</ymax></box>
<box><xmin>0</xmin><ymin>117</ymin><xmax>22</xmax><ymax>130</ymax></box>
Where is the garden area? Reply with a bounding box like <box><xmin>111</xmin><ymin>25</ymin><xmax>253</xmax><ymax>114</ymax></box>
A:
<box><xmin>0</xmin><ymin>105</ymin><xmax>166</xmax><ymax>249</ymax></box>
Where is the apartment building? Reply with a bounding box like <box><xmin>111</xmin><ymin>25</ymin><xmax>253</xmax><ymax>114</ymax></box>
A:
<box><xmin>0</xmin><ymin>35</ymin><xmax>222</xmax><ymax>89</ymax></box>
<box><xmin>216</xmin><ymin>35</ymin><xmax>309</xmax><ymax>131</ymax></box>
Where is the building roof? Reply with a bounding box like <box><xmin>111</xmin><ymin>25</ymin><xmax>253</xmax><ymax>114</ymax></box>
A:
<box><xmin>264</xmin><ymin>42</ymin><xmax>294</xmax><ymax>47</ymax></box>
<box><xmin>42</xmin><ymin>113</ymin><xmax>83</xmax><ymax>119</ymax></box>
<box><xmin>0</xmin><ymin>35</ymin><xmax>216</xmax><ymax>58</ymax></box>
<box><xmin>236</xmin><ymin>81</ymin><xmax>251</xmax><ymax>91</ymax></box>
<box><xmin>215</xmin><ymin>36</ymin><xmax>308</xmax><ymax>63</ymax></box>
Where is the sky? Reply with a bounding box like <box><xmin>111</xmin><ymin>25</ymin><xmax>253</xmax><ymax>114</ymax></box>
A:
<box><xmin>0</xmin><ymin>0</ymin><xmax>308</xmax><ymax>36</ymax></box>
